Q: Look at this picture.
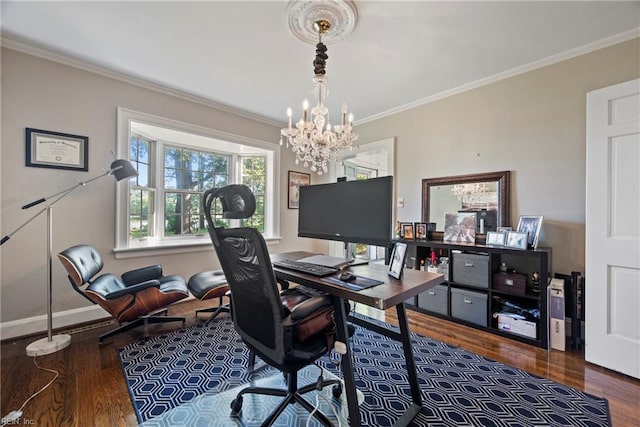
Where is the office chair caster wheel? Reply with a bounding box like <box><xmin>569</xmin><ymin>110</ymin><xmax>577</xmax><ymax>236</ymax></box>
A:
<box><xmin>332</xmin><ymin>384</ymin><xmax>342</xmax><ymax>398</ymax></box>
<box><xmin>230</xmin><ymin>396</ymin><xmax>243</xmax><ymax>413</ymax></box>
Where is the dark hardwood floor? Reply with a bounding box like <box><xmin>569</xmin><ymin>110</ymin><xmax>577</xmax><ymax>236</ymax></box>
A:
<box><xmin>1</xmin><ymin>299</ymin><xmax>638</xmax><ymax>426</ymax></box>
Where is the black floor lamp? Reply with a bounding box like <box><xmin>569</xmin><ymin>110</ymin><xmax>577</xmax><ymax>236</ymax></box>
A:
<box><xmin>1</xmin><ymin>159</ymin><xmax>138</xmax><ymax>356</ymax></box>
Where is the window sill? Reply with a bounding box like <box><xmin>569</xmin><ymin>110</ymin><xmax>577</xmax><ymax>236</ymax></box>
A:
<box><xmin>114</xmin><ymin>236</ymin><xmax>282</xmax><ymax>260</ymax></box>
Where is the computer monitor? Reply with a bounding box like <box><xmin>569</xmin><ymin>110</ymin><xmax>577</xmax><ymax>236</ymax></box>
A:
<box><xmin>298</xmin><ymin>176</ymin><xmax>393</xmax><ymax>247</ymax></box>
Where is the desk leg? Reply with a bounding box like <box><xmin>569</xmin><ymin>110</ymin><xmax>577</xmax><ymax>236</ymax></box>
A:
<box><xmin>333</xmin><ymin>297</ymin><xmax>361</xmax><ymax>426</ymax></box>
<box><xmin>396</xmin><ymin>303</ymin><xmax>422</xmax><ymax>407</ymax></box>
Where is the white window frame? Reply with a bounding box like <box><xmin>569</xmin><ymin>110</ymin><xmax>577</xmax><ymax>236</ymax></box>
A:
<box><xmin>114</xmin><ymin>108</ymin><xmax>281</xmax><ymax>259</ymax></box>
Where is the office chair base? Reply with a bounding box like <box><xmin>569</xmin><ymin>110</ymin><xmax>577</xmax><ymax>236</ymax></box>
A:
<box><xmin>230</xmin><ymin>378</ymin><xmax>342</xmax><ymax>427</ymax></box>
<box><xmin>195</xmin><ymin>302</ymin><xmax>230</xmax><ymax>322</ymax></box>
<box><xmin>99</xmin><ymin>310</ymin><xmax>185</xmax><ymax>343</ymax></box>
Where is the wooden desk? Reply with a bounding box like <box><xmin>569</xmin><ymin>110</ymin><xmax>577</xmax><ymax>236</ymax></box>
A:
<box><xmin>271</xmin><ymin>251</ymin><xmax>444</xmax><ymax>426</ymax></box>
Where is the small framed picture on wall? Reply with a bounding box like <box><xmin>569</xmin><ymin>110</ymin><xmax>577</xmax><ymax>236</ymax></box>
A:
<box><xmin>288</xmin><ymin>171</ymin><xmax>310</xmax><ymax>209</ymax></box>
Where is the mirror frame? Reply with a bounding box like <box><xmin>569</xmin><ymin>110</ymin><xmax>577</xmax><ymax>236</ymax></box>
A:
<box><xmin>421</xmin><ymin>170</ymin><xmax>511</xmax><ymax>240</ymax></box>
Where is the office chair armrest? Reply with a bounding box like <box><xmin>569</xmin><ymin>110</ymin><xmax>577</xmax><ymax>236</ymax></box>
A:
<box><xmin>105</xmin><ymin>279</ymin><xmax>160</xmax><ymax>300</ymax></box>
<box><xmin>289</xmin><ymin>295</ymin><xmax>332</xmax><ymax>321</ymax></box>
<box><xmin>121</xmin><ymin>265</ymin><xmax>163</xmax><ymax>285</ymax></box>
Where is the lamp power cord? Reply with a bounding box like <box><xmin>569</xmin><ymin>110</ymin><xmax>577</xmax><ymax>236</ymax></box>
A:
<box><xmin>306</xmin><ymin>364</ymin><xmax>342</xmax><ymax>427</ymax></box>
<box><xmin>1</xmin><ymin>357</ymin><xmax>59</xmax><ymax>426</ymax></box>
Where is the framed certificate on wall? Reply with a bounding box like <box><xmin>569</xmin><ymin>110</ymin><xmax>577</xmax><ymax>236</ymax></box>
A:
<box><xmin>26</xmin><ymin>128</ymin><xmax>89</xmax><ymax>171</ymax></box>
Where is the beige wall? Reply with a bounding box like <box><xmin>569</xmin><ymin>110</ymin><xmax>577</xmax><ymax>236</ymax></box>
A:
<box><xmin>2</xmin><ymin>38</ymin><xmax>639</xmax><ymax>334</ymax></box>
<box><xmin>355</xmin><ymin>38</ymin><xmax>639</xmax><ymax>276</ymax></box>
<box><xmin>0</xmin><ymin>48</ymin><xmax>322</xmax><ymax>328</ymax></box>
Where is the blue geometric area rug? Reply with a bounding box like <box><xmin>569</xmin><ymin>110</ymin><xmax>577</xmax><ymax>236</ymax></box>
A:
<box><xmin>118</xmin><ymin>315</ymin><xmax>610</xmax><ymax>426</ymax></box>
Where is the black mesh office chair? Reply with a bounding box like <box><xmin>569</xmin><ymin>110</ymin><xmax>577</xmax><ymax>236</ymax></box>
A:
<box><xmin>204</xmin><ymin>184</ymin><xmax>341</xmax><ymax>426</ymax></box>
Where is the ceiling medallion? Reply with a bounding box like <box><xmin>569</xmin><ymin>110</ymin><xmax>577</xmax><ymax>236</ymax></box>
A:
<box><xmin>287</xmin><ymin>0</ymin><xmax>358</xmax><ymax>45</ymax></box>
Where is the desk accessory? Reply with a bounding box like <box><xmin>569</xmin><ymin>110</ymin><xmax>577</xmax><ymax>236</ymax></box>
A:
<box><xmin>388</xmin><ymin>242</ymin><xmax>407</xmax><ymax>279</ymax></box>
<box><xmin>323</xmin><ymin>275</ymin><xmax>383</xmax><ymax>291</ymax></box>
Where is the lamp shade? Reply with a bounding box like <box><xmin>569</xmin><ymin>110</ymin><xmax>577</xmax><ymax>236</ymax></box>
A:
<box><xmin>110</xmin><ymin>159</ymin><xmax>138</xmax><ymax>181</ymax></box>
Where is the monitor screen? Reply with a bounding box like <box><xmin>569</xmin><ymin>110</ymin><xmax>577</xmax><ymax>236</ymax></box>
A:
<box><xmin>298</xmin><ymin>176</ymin><xmax>393</xmax><ymax>246</ymax></box>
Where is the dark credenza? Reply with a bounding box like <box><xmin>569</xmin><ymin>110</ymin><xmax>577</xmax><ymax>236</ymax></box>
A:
<box><xmin>402</xmin><ymin>240</ymin><xmax>551</xmax><ymax>349</ymax></box>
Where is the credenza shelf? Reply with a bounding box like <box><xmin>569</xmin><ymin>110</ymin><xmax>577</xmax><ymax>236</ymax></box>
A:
<box><xmin>401</xmin><ymin>239</ymin><xmax>551</xmax><ymax>349</ymax></box>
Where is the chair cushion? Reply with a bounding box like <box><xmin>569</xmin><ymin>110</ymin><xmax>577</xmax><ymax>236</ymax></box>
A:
<box><xmin>121</xmin><ymin>265</ymin><xmax>162</xmax><ymax>286</ymax></box>
<box><xmin>187</xmin><ymin>270</ymin><xmax>229</xmax><ymax>300</ymax></box>
<box><xmin>158</xmin><ymin>274</ymin><xmax>190</xmax><ymax>295</ymax></box>
<box><xmin>280</xmin><ymin>288</ymin><xmax>335</xmax><ymax>343</ymax></box>
<box><xmin>87</xmin><ymin>273</ymin><xmax>126</xmax><ymax>298</ymax></box>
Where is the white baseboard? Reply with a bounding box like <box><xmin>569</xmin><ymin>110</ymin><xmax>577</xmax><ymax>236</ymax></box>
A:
<box><xmin>0</xmin><ymin>305</ymin><xmax>109</xmax><ymax>341</ymax></box>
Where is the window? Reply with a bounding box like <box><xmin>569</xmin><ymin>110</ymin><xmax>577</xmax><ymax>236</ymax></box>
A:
<box><xmin>116</xmin><ymin>108</ymin><xmax>280</xmax><ymax>256</ymax></box>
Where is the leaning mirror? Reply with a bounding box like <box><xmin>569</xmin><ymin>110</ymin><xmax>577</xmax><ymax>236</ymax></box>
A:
<box><xmin>421</xmin><ymin>171</ymin><xmax>510</xmax><ymax>239</ymax></box>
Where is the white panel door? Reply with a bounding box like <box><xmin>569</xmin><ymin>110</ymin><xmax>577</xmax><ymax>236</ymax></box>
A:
<box><xmin>586</xmin><ymin>78</ymin><xmax>640</xmax><ymax>379</ymax></box>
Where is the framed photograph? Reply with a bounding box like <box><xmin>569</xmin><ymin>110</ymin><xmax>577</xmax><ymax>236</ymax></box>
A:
<box><xmin>388</xmin><ymin>242</ymin><xmax>408</xmax><ymax>279</ymax></box>
<box><xmin>486</xmin><ymin>231</ymin><xmax>506</xmax><ymax>246</ymax></box>
<box><xmin>517</xmin><ymin>215</ymin><xmax>543</xmax><ymax>249</ymax></box>
<box><xmin>506</xmin><ymin>231</ymin><xmax>528</xmax><ymax>250</ymax></box>
<box><xmin>401</xmin><ymin>223</ymin><xmax>414</xmax><ymax>240</ymax></box>
<box><xmin>497</xmin><ymin>226</ymin><xmax>512</xmax><ymax>233</ymax></box>
<box><xmin>288</xmin><ymin>171</ymin><xmax>310</xmax><ymax>209</ymax></box>
<box><xmin>443</xmin><ymin>211</ymin><xmax>476</xmax><ymax>243</ymax></box>
<box><xmin>25</xmin><ymin>128</ymin><xmax>88</xmax><ymax>171</ymax></box>
<box><xmin>414</xmin><ymin>222</ymin><xmax>427</xmax><ymax>239</ymax></box>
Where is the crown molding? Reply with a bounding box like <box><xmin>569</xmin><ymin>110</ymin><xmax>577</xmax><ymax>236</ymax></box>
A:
<box><xmin>358</xmin><ymin>28</ymin><xmax>640</xmax><ymax>125</ymax></box>
<box><xmin>1</xmin><ymin>34</ymin><xmax>284</xmax><ymax>128</ymax></box>
<box><xmin>3</xmin><ymin>28</ymin><xmax>638</xmax><ymax>128</ymax></box>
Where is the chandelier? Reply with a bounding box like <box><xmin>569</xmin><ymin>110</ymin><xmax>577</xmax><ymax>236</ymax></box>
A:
<box><xmin>280</xmin><ymin>17</ymin><xmax>358</xmax><ymax>175</ymax></box>
<box><xmin>452</xmin><ymin>183</ymin><xmax>488</xmax><ymax>205</ymax></box>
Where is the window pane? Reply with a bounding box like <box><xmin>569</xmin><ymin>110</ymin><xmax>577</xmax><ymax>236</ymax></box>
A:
<box><xmin>214</xmin><ymin>156</ymin><xmax>228</xmax><ymax>172</ymax></box>
<box><xmin>130</xmin><ymin>139</ymin><xmax>138</xmax><ymax>161</ymax></box>
<box><xmin>164</xmin><ymin>214</ymin><xmax>179</xmax><ymax>235</ymax></box>
<box><xmin>189</xmin><ymin>170</ymin><xmax>201</xmax><ymax>191</ymax></box>
<box><xmin>188</xmin><ymin>194</ymin><xmax>201</xmax><ymax>215</ymax></box>
<box><xmin>165</xmin><ymin>147</ymin><xmax>180</xmax><ymax>168</ymax></box>
<box><xmin>199</xmin><ymin>172</ymin><xmax>214</xmax><ymax>191</ymax></box>
<box><xmin>184</xmin><ymin>150</ymin><xmax>199</xmax><ymax>171</ymax></box>
<box><xmin>137</xmin><ymin>163</ymin><xmax>149</xmax><ymax>187</ymax></box>
<box><xmin>130</xmin><ymin>136</ymin><xmax>151</xmax><ymax>188</ymax></box>
<box><xmin>214</xmin><ymin>175</ymin><xmax>228</xmax><ymax>187</ymax></box>
<box><xmin>241</xmin><ymin>157</ymin><xmax>266</xmax><ymax>227</ymax></box>
<box><xmin>165</xmin><ymin>193</ymin><xmax>178</xmax><ymax>215</ymax></box>
<box><xmin>165</xmin><ymin>168</ymin><xmax>178</xmax><ymax>190</ymax></box>
<box><xmin>194</xmin><ymin>214</ymin><xmax>207</xmax><ymax>235</ymax></box>
<box><xmin>200</xmin><ymin>152</ymin><xmax>214</xmax><ymax>170</ymax></box>
<box><xmin>129</xmin><ymin>189</ymin><xmax>153</xmax><ymax>239</ymax></box>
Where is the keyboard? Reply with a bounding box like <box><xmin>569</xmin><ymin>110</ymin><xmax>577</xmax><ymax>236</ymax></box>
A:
<box><xmin>272</xmin><ymin>259</ymin><xmax>338</xmax><ymax>277</ymax></box>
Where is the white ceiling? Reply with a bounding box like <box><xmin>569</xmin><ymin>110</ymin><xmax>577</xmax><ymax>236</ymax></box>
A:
<box><xmin>2</xmin><ymin>1</ymin><xmax>639</xmax><ymax>126</ymax></box>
